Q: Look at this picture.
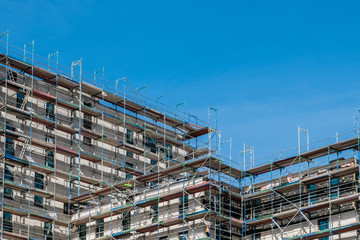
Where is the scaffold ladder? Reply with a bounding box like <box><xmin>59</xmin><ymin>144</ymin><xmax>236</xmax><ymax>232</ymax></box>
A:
<box><xmin>19</xmin><ymin>139</ymin><xmax>29</xmax><ymax>159</ymax></box>
<box><xmin>7</xmin><ymin>69</ymin><xmax>16</xmax><ymax>82</ymax></box>
<box><xmin>20</xmin><ymin>90</ymin><xmax>30</xmax><ymax>110</ymax></box>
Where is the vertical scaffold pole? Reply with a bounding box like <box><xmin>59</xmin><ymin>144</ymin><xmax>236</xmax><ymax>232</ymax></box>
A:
<box><xmin>181</xmin><ymin>105</ymin><xmax>186</xmax><ymax>240</ymax></box>
<box><xmin>137</xmin><ymin>85</ymin><xmax>146</xmax><ymax>172</ymax></box>
<box><xmin>298</xmin><ymin>153</ymin><xmax>302</xmax><ymax>239</ymax></box>
<box><xmin>113</xmin><ymin>77</ymin><xmax>125</xmax><ymax>237</ymax></box>
<box><xmin>71</xmin><ymin>58</ymin><xmax>82</xmax><ymax>198</ymax></box>
<box><xmin>271</xmin><ymin>162</ymin><xmax>274</xmax><ymax>240</ymax></box>
<box><xmin>327</xmin><ymin>144</ymin><xmax>333</xmax><ymax>239</ymax></box>
<box><xmin>93</xmin><ymin>67</ymin><xmax>104</xmax><ymax>237</ymax></box>
<box><xmin>218</xmin><ymin>130</ymin><xmax>222</xmax><ymax>240</ymax></box>
<box><xmin>222</xmin><ymin>137</ymin><xmax>232</xmax><ymax>239</ymax></box>
<box><xmin>298</xmin><ymin>125</ymin><xmax>310</xmax><ymax>154</ymax></box>
<box><xmin>163</xmin><ymin>98</ymin><xmax>168</xmax><ymax>239</ymax></box>
<box><xmin>357</xmin><ymin>109</ymin><xmax>360</xmax><ymax>227</ymax></box>
<box><xmin>229</xmin><ymin>137</ymin><xmax>233</xmax><ymax>240</ymax></box>
<box><xmin>240</xmin><ymin>149</ymin><xmax>246</xmax><ymax>240</ymax></box>
<box><xmin>48</xmin><ymin>50</ymin><xmax>59</xmax><ymax>240</ymax></box>
<box><xmin>121</xmin><ymin>77</ymin><xmax>128</xmax><ymax>235</ymax></box>
<box><xmin>0</xmin><ymin>30</ymin><xmax>9</xmax><ymax>240</ymax></box>
<box><xmin>71</xmin><ymin>59</ymin><xmax>82</xmax><ymax>239</ymax></box>
<box><xmin>135</xmin><ymin>85</ymin><xmax>146</xmax><ymax>239</ymax></box>
<box><xmin>208</xmin><ymin>106</ymin><xmax>217</xmax><ymax>239</ymax></box>
<box><xmin>24</xmin><ymin>40</ymin><xmax>34</xmax><ymax>239</ymax></box>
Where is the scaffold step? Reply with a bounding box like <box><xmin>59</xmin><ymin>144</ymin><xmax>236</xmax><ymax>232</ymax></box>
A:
<box><xmin>185</xmin><ymin>127</ymin><xmax>209</xmax><ymax>140</ymax></box>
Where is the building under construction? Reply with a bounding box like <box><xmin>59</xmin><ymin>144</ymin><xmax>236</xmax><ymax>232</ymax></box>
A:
<box><xmin>0</xmin><ymin>32</ymin><xmax>360</xmax><ymax>240</ymax></box>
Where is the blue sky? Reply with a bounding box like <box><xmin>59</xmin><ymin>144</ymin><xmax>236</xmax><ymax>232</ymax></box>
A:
<box><xmin>1</xmin><ymin>0</ymin><xmax>360</xmax><ymax>167</ymax></box>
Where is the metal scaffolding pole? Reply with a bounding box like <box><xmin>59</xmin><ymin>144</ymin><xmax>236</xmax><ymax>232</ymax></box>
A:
<box><xmin>0</xmin><ymin>30</ymin><xmax>9</xmax><ymax>240</ymax></box>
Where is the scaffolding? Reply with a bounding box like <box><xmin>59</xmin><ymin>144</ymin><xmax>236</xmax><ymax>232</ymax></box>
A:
<box><xmin>0</xmin><ymin>32</ymin><xmax>359</xmax><ymax>240</ymax></box>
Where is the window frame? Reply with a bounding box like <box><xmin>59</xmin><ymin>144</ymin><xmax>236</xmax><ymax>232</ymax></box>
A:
<box><xmin>179</xmin><ymin>231</ymin><xmax>188</xmax><ymax>240</ymax></box>
<box><xmin>96</xmin><ymin>219</ymin><xmax>104</xmax><ymax>237</ymax></box>
<box><xmin>5</xmin><ymin>125</ymin><xmax>15</xmax><ymax>156</ymax></box>
<box><xmin>83</xmin><ymin>101</ymin><xmax>93</xmax><ymax>130</ymax></box>
<box><xmin>318</xmin><ymin>218</ymin><xmax>329</xmax><ymax>240</ymax></box>
<box><xmin>151</xmin><ymin>204</ymin><xmax>159</xmax><ymax>223</ymax></box>
<box><xmin>4</xmin><ymin>164</ymin><xmax>14</xmax><ymax>198</ymax></box>
<box><xmin>78</xmin><ymin>224</ymin><xmax>86</xmax><ymax>240</ymax></box>
<box><xmin>16</xmin><ymin>92</ymin><xmax>24</xmax><ymax>109</ymax></box>
<box><xmin>44</xmin><ymin>222</ymin><xmax>52</xmax><ymax>240</ymax></box>
<box><xmin>125</xmin><ymin>162</ymin><xmax>134</xmax><ymax>180</ymax></box>
<box><xmin>3</xmin><ymin>212</ymin><xmax>12</xmax><ymax>232</ymax></box>
<box><xmin>165</xmin><ymin>143</ymin><xmax>172</xmax><ymax>159</ymax></box>
<box><xmin>126</xmin><ymin>129</ymin><xmax>134</xmax><ymax>144</ymax></box>
<box><xmin>122</xmin><ymin>212</ymin><xmax>131</xmax><ymax>231</ymax></box>
<box><xmin>34</xmin><ymin>173</ymin><xmax>44</xmax><ymax>207</ymax></box>
<box><xmin>83</xmin><ymin>136</ymin><xmax>92</xmax><ymax>146</ymax></box>
<box><xmin>46</xmin><ymin>102</ymin><xmax>55</xmax><ymax>121</ymax></box>
<box><xmin>179</xmin><ymin>195</ymin><xmax>189</xmax><ymax>215</ymax></box>
<box><xmin>45</xmin><ymin>150</ymin><xmax>54</xmax><ymax>168</ymax></box>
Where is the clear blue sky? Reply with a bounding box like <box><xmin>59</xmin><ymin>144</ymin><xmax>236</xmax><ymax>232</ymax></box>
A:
<box><xmin>1</xmin><ymin>0</ymin><xmax>360</xmax><ymax>166</ymax></box>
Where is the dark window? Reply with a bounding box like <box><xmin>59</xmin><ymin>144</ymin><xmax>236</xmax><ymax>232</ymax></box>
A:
<box><xmin>3</xmin><ymin>212</ymin><xmax>12</xmax><ymax>232</ymax></box>
<box><xmin>4</xmin><ymin>164</ymin><xmax>13</xmax><ymax>181</ymax></box>
<box><xmin>330</xmin><ymin>178</ymin><xmax>340</xmax><ymax>199</ymax></box>
<box><xmin>179</xmin><ymin>195</ymin><xmax>189</xmax><ymax>215</ymax></box>
<box><xmin>150</xmin><ymin>138</ymin><xmax>156</xmax><ymax>153</ymax></box>
<box><xmin>78</xmin><ymin>224</ymin><xmax>86</xmax><ymax>240</ymax></box>
<box><xmin>84</xmin><ymin>136</ymin><xmax>92</xmax><ymax>146</ymax></box>
<box><xmin>16</xmin><ymin>92</ymin><xmax>24</xmax><ymax>109</ymax></box>
<box><xmin>46</xmin><ymin>102</ymin><xmax>55</xmax><ymax>121</ymax></box>
<box><xmin>35</xmin><ymin>173</ymin><xmax>44</xmax><ymax>189</ymax></box>
<box><xmin>4</xmin><ymin>188</ymin><xmax>13</xmax><ymax>199</ymax></box>
<box><xmin>318</xmin><ymin>218</ymin><xmax>329</xmax><ymax>240</ymax></box>
<box><xmin>45</xmin><ymin>151</ymin><xmax>54</xmax><ymax>168</ymax></box>
<box><xmin>96</xmin><ymin>219</ymin><xmax>104</xmax><ymax>237</ymax></box>
<box><xmin>5</xmin><ymin>125</ymin><xmax>15</xmax><ymax>156</ymax></box>
<box><xmin>45</xmin><ymin>135</ymin><xmax>55</xmax><ymax>144</ymax></box>
<box><xmin>150</xmin><ymin>159</ymin><xmax>156</xmax><ymax>186</ymax></box>
<box><xmin>126</xmin><ymin>129</ymin><xmax>133</xmax><ymax>144</ymax></box>
<box><xmin>122</xmin><ymin>213</ymin><xmax>131</xmax><ymax>231</ymax></box>
<box><xmin>160</xmin><ymin>237</ymin><xmax>168</xmax><ymax>240</ymax></box>
<box><xmin>44</xmin><ymin>222</ymin><xmax>52</xmax><ymax>240</ymax></box>
<box><xmin>34</xmin><ymin>173</ymin><xmax>44</xmax><ymax>207</ymax></box>
<box><xmin>125</xmin><ymin>162</ymin><xmax>134</xmax><ymax>180</ymax></box>
<box><xmin>64</xmin><ymin>203</ymin><xmax>69</xmax><ymax>214</ymax></box>
<box><xmin>151</xmin><ymin>204</ymin><xmax>159</xmax><ymax>223</ymax></box>
<box><xmin>165</xmin><ymin>143</ymin><xmax>172</xmax><ymax>159</ymax></box>
<box><xmin>5</xmin><ymin>137</ymin><xmax>14</xmax><ymax>156</ymax></box>
<box><xmin>84</xmin><ymin>101</ymin><xmax>92</xmax><ymax>107</ymax></box>
<box><xmin>64</xmin><ymin>203</ymin><xmax>75</xmax><ymax>215</ymax></box>
<box><xmin>4</xmin><ymin>164</ymin><xmax>13</xmax><ymax>198</ymax></box>
<box><xmin>308</xmin><ymin>184</ymin><xmax>317</xmax><ymax>205</ymax></box>
<box><xmin>145</xmin><ymin>137</ymin><xmax>157</xmax><ymax>153</ymax></box>
<box><xmin>251</xmin><ymin>233</ymin><xmax>261</xmax><ymax>240</ymax></box>
<box><xmin>254</xmin><ymin>198</ymin><xmax>262</xmax><ymax>218</ymax></box>
<box><xmin>179</xmin><ymin>231</ymin><xmax>188</xmax><ymax>240</ymax></box>
<box><xmin>83</xmin><ymin>115</ymin><xmax>92</xmax><ymax>129</ymax></box>
<box><xmin>126</xmin><ymin>151</ymin><xmax>133</xmax><ymax>157</ymax></box>
<box><xmin>83</xmin><ymin>101</ymin><xmax>92</xmax><ymax>130</ymax></box>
